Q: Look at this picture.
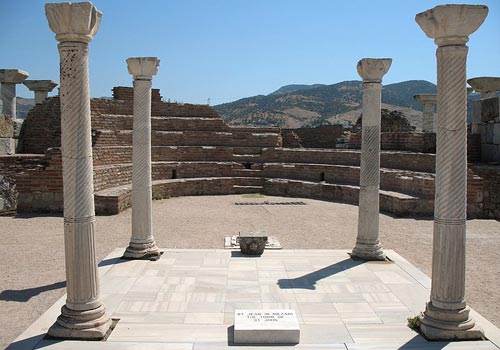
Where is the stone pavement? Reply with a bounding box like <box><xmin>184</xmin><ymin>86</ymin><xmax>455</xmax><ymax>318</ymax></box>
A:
<box><xmin>7</xmin><ymin>248</ymin><xmax>500</xmax><ymax>350</ymax></box>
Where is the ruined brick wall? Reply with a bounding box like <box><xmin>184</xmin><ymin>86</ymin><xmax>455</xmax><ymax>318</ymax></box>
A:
<box><xmin>282</xmin><ymin>125</ymin><xmax>344</xmax><ymax>149</ymax></box>
<box><xmin>15</xmin><ymin>149</ymin><xmax>64</xmax><ymax>212</ymax></box>
<box><xmin>0</xmin><ymin>154</ymin><xmax>46</xmax><ymax>212</ymax></box>
<box><xmin>113</xmin><ymin>86</ymin><xmax>162</xmax><ymax>102</ymax></box>
<box><xmin>480</xmin><ymin>97</ymin><xmax>500</xmax><ymax>162</ymax></box>
<box><xmin>470</xmin><ymin>165</ymin><xmax>500</xmax><ymax>219</ymax></box>
<box><xmin>348</xmin><ymin>132</ymin><xmax>436</xmax><ymax>153</ymax></box>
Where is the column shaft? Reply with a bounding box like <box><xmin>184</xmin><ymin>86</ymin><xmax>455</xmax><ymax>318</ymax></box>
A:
<box><xmin>1</xmin><ymin>83</ymin><xmax>16</xmax><ymax>118</ymax></box>
<box><xmin>34</xmin><ymin>90</ymin><xmax>49</xmax><ymax>104</ymax></box>
<box><xmin>422</xmin><ymin>103</ymin><xmax>435</xmax><ymax>132</ymax></box>
<box><xmin>431</xmin><ymin>45</ymin><xmax>468</xmax><ymax>309</ymax></box>
<box><xmin>352</xmin><ymin>82</ymin><xmax>385</xmax><ymax>260</ymax></box>
<box><xmin>123</xmin><ymin>57</ymin><xmax>161</xmax><ymax>260</ymax></box>
<box><xmin>59</xmin><ymin>41</ymin><xmax>100</xmax><ymax>310</ymax></box>
<box><xmin>131</xmin><ymin>79</ymin><xmax>154</xmax><ymax>243</ymax></box>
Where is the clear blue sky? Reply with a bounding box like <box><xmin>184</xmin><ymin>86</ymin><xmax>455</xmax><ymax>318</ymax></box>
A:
<box><xmin>1</xmin><ymin>0</ymin><xmax>499</xmax><ymax>105</ymax></box>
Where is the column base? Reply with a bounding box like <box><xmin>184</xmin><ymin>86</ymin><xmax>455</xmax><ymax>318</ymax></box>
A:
<box><xmin>48</xmin><ymin>304</ymin><xmax>112</xmax><ymax>340</ymax></box>
<box><xmin>351</xmin><ymin>241</ymin><xmax>386</xmax><ymax>261</ymax></box>
<box><xmin>123</xmin><ymin>241</ymin><xmax>161</xmax><ymax>261</ymax></box>
<box><xmin>419</xmin><ymin>302</ymin><xmax>485</xmax><ymax>341</ymax></box>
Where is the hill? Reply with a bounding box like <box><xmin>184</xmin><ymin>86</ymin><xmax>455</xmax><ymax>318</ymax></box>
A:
<box><xmin>214</xmin><ymin>80</ymin><xmax>438</xmax><ymax>129</ymax></box>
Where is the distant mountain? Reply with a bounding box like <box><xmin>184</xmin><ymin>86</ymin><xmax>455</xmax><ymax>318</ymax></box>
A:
<box><xmin>16</xmin><ymin>98</ymin><xmax>36</xmax><ymax>119</ymax></box>
<box><xmin>269</xmin><ymin>84</ymin><xmax>326</xmax><ymax>96</ymax></box>
<box><xmin>214</xmin><ymin>80</ymin><xmax>438</xmax><ymax>129</ymax></box>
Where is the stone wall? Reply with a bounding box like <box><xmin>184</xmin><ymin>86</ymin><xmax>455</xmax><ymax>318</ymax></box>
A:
<box><xmin>470</xmin><ymin>165</ymin><xmax>500</xmax><ymax>219</ymax></box>
<box><xmin>480</xmin><ymin>97</ymin><xmax>500</xmax><ymax>162</ymax></box>
<box><xmin>348</xmin><ymin>132</ymin><xmax>436</xmax><ymax>153</ymax></box>
<box><xmin>0</xmin><ymin>153</ymin><xmax>50</xmax><ymax>213</ymax></box>
<box><xmin>283</xmin><ymin>125</ymin><xmax>344</xmax><ymax>148</ymax></box>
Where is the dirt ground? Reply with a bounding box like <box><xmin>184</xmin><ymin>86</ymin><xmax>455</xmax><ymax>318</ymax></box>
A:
<box><xmin>1</xmin><ymin>194</ymin><xmax>499</xmax><ymax>349</ymax></box>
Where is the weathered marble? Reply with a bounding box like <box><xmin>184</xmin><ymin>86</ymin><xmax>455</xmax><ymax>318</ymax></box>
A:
<box><xmin>23</xmin><ymin>80</ymin><xmax>58</xmax><ymax>104</ymax></box>
<box><xmin>239</xmin><ymin>231</ymin><xmax>268</xmax><ymax>256</ymax></box>
<box><xmin>414</xmin><ymin>94</ymin><xmax>437</xmax><ymax>133</ymax></box>
<box><xmin>123</xmin><ymin>57</ymin><xmax>161</xmax><ymax>261</ymax></box>
<box><xmin>45</xmin><ymin>1</ymin><xmax>111</xmax><ymax>339</ymax></box>
<box><xmin>416</xmin><ymin>4</ymin><xmax>488</xmax><ymax>340</ymax></box>
<box><xmin>351</xmin><ymin>58</ymin><xmax>391</xmax><ymax>261</ymax></box>
<box><xmin>0</xmin><ymin>69</ymin><xmax>29</xmax><ymax>118</ymax></box>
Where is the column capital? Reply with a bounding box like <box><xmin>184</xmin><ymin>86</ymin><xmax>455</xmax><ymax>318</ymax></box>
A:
<box><xmin>416</xmin><ymin>5</ymin><xmax>488</xmax><ymax>47</ymax></box>
<box><xmin>127</xmin><ymin>57</ymin><xmax>160</xmax><ymax>80</ymax></box>
<box><xmin>414</xmin><ymin>94</ymin><xmax>437</xmax><ymax>106</ymax></box>
<box><xmin>356</xmin><ymin>58</ymin><xmax>392</xmax><ymax>83</ymax></box>
<box><xmin>0</xmin><ymin>69</ymin><xmax>29</xmax><ymax>84</ymax></box>
<box><xmin>467</xmin><ymin>77</ymin><xmax>500</xmax><ymax>94</ymax></box>
<box><xmin>23</xmin><ymin>80</ymin><xmax>58</xmax><ymax>93</ymax></box>
<box><xmin>45</xmin><ymin>2</ymin><xmax>102</xmax><ymax>43</ymax></box>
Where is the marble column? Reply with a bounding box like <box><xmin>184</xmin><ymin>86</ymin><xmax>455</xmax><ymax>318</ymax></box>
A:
<box><xmin>0</xmin><ymin>69</ymin><xmax>29</xmax><ymax>118</ymax></box>
<box><xmin>23</xmin><ymin>80</ymin><xmax>58</xmax><ymax>104</ymax></box>
<box><xmin>416</xmin><ymin>4</ymin><xmax>488</xmax><ymax>340</ymax></box>
<box><xmin>351</xmin><ymin>58</ymin><xmax>391</xmax><ymax>261</ymax></box>
<box><xmin>123</xmin><ymin>57</ymin><xmax>161</xmax><ymax>260</ymax></box>
<box><xmin>467</xmin><ymin>77</ymin><xmax>500</xmax><ymax>134</ymax></box>
<box><xmin>45</xmin><ymin>2</ymin><xmax>111</xmax><ymax>339</ymax></box>
<box><xmin>414</xmin><ymin>94</ymin><xmax>437</xmax><ymax>133</ymax></box>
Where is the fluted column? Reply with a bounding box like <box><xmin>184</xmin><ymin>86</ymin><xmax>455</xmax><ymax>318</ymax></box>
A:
<box><xmin>414</xmin><ymin>94</ymin><xmax>437</xmax><ymax>133</ymax></box>
<box><xmin>467</xmin><ymin>77</ymin><xmax>500</xmax><ymax>134</ymax></box>
<box><xmin>123</xmin><ymin>57</ymin><xmax>161</xmax><ymax>260</ymax></box>
<box><xmin>0</xmin><ymin>69</ymin><xmax>29</xmax><ymax>118</ymax></box>
<box><xmin>351</xmin><ymin>58</ymin><xmax>391</xmax><ymax>261</ymax></box>
<box><xmin>24</xmin><ymin>80</ymin><xmax>58</xmax><ymax>104</ymax></box>
<box><xmin>416</xmin><ymin>4</ymin><xmax>488</xmax><ymax>340</ymax></box>
<box><xmin>45</xmin><ymin>2</ymin><xmax>111</xmax><ymax>339</ymax></box>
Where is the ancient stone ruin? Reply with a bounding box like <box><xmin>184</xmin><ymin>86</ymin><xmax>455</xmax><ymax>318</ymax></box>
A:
<box><xmin>1</xmin><ymin>1</ymin><xmax>500</xmax><ymax>346</ymax></box>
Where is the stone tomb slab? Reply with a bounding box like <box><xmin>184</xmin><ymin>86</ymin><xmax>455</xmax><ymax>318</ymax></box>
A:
<box><xmin>234</xmin><ymin>309</ymin><xmax>300</xmax><ymax>344</ymax></box>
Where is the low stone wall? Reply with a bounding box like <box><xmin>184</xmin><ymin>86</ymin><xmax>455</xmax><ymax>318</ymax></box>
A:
<box><xmin>349</xmin><ymin>132</ymin><xmax>436</xmax><ymax>153</ymax></box>
<box><xmin>15</xmin><ymin>149</ymin><xmax>63</xmax><ymax>212</ymax></box>
<box><xmin>0</xmin><ymin>154</ymin><xmax>47</xmax><ymax>213</ymax></box>
<box><xmin>92</xmin><ymin>130</ymin><xmax>280</xmax><ymax>148</ymax></box>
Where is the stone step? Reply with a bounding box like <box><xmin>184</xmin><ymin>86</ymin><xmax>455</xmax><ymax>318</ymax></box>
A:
<box><xmin>264</xmin><ymin>178</ymin><xmax>433</xmax><ymax>217</ymax></box>
<box><xmin>233</xmin><ymin>177</ymin><xmax>266</xmax><ymax>186</ymax></box>
<box><xmin>232</xmin><ymin>185</ymin><xmax>264</xmax><ymax>194</ymax></box>
<box><xmin>232</xmin><ymin>168</ymin><xmax>263</xmax><ymax>177</ymax></box>
<box><xmin>232</xmin><ymin>147</ymin><xmax>263</xmax><ymax>155</ymax></box>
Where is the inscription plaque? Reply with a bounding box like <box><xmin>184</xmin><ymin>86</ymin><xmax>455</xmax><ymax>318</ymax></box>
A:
<box><xmin>234</xmin><ymin>309</ymin><xmax>300</xmax><ymax>344</ymax></box>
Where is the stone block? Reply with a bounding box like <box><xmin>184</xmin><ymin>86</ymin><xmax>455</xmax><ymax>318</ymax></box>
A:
<box><xmin>234</xmin><ymin>309</ymin><xmax>300</xmax><ymax>344</ymax></box>
<box><xmin>493</xmin><ymin>123</ymin><xmax>500</xmax><ymax>145</ymax></box>
<box><xmin>0</xmin><ymin>137</ymin><xmax>16</xmax><ymax>154</ymax></box>
<box><xmin>0</xmin><ymin>116</ymin><xmax>14</xmax><ymax>137</ymax></box>
<box><xmin>481</xmin><ymin>144</ymin><xmax>500</xmax><ymax>162</ymax></box>
<box><xmin>481</xmin><ymin>97</ymin><xmax>499</xmax><ymax>123</ymax></box>
<box><xmin>239</xmin><ymin>231</ymin><xmax>268</xmax><ymax>256</ymax></box>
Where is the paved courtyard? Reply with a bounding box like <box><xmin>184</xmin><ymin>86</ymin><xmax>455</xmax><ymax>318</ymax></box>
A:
<box><xmin>1</xmin><ymin>195</ymin><xmax>500</xmax><ymax>349</ymax></box>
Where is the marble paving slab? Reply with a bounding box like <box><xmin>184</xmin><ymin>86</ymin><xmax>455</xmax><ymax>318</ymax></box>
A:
<box><xmin>6</xmin><ymin>249</ymin><xmax>500</xmax><ymax>350</ymax></box>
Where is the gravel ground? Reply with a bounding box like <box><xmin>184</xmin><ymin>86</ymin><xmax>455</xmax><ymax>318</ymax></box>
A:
<box><xmin>1</xmin><ymin>194</ymin><xmax>499</xmax><ymax>349</ymax></box>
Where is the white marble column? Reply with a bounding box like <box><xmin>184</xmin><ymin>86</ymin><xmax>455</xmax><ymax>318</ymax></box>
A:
<box><xmin>351</xmin><ymin>58</ymin><xmax>391</xmax><ymax>261</ymax></box>
<box><xmin>467</xmin><ymin>77</ymin><xmax>500</xmax><ymax>134</ymax></box>
<box><xmin>414</xmin><ymin>94</ymin><xmax>437</xmax><ymax>133</ymax></box>
<box><xmin>123</xmin><ymin>57</ymin><xmax>161</xmax><ymax>260</ymax></box>
<box><xmin>45</xmin><ymin>2</ymin><xmax>111</xmax><ymax>339</ymax></box>
<box><xmin>0</xmin><ymin>69</ymin><xmax>29</xmax><ymax>118</ymax></box>
<box><xmin>23</xmin><ymin>80</ymin><xmax>58</xmax><ymax>104</ymax></box>
<box><xmin>416</xmin><ymin>4</ymin><xmax>488</xmax><ymax>340</ymax></box>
